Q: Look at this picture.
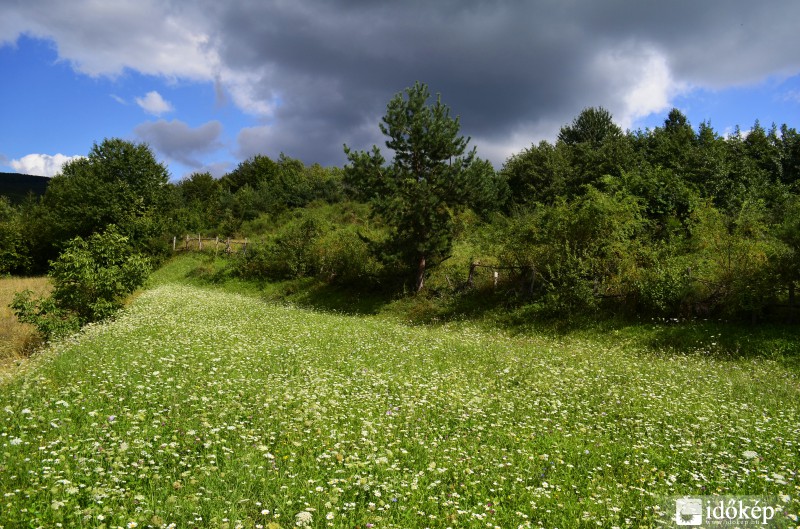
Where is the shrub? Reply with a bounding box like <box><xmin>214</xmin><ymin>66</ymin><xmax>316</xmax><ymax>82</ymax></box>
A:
<box><xmin>11</xmin><ymin>227</ymin><xmax>150</xmax><ymax>340</ymax></box>
<box><xmin>315</xmin><ymin>228</ymin><xmax>382</xmax><ymax>285</ymax></box>
<box><xmin>233</xmin><ymin>215</ymin><xmax>325</xmax><ymax>280</ymax></box>
<box><xmin>9</xmin><ymin>292</ymin><xmax>80</xmax><ymax>341</ymax></box>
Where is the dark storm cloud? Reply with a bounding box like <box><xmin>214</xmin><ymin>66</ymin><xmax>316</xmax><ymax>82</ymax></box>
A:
<box><xmin>5</xmin><ymin>0</ymin><xmax>800</xmax><ymax>167</ymax></box>
<box><xmin>134</xmin><ymin>119</ymin><xmax>223</xmax><ymax>169</ymax></box>
<box><xmin>203</xmin><ymin>0</ymin><xmax>800</xmax><ymax>165</ymax></box>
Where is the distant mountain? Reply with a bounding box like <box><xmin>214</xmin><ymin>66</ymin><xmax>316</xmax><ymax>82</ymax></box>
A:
<box><xmin>0</xmin><ymin>172</ymin><xmax>49</xmax><ymax>203</ymax></box>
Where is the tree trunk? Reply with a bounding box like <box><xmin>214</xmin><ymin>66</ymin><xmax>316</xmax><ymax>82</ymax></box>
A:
<box><xmin>415</xmin><ymin>255</ymin><xmax>426</xmax><ymax>293</ymax></box>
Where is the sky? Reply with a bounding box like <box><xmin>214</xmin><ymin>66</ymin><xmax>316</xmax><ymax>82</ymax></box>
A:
<box><xmin>2</xmin><ymin>1</ymin><xmax>800</xmax><ymax>181</ymax></box>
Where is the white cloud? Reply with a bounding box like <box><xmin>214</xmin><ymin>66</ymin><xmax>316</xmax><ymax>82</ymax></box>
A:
<box><xmin>472</xmin><ymin>118</ymin><xmax>565</xmax><ymax>167</ymax></box>
<box><xmin>591</xmin><ymin>45</ymin><xmax>690</xmax><ymax>130</ymax></box>
<box><xmin>135</xmin><ymin>91</ymin><xmax>174</xmax><ymax>116</ymax></box>
<box><xmin>9</xmin><ymin>153</ymin><xmax>83</xmax><ymax>177</ymax></box>
<box><xmin>1</xmin><ymin>1</ymin><xmax>218</xmax><ymax>80</ymax></box>
<box><xmin>783</xmin><ymin>90</ymin><xmax>800</xmax><ymax>104</ymax></box>
<box><xmin>220</xmin><ymin>69</ymin><xmax>281</xmax><ymax>117</ymax></box>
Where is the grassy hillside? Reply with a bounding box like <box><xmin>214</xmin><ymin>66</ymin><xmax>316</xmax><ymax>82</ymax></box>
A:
<box><xmin>0</xmin><ymin>259</ymin><xmax>797</xmax><ymax>527</ymax></box>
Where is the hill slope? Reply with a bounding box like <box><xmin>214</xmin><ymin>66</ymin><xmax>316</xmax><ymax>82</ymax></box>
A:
<box><xmin>0</xmin><ymin>171</ymin><xmax>49</xmax><ymax>203</ymax></box>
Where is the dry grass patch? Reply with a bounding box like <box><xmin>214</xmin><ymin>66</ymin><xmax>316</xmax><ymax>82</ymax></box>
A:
<box><xmin>0</xmin><ymin>276</ymin><xmax>51</xmax><ymax>364</ymax></box>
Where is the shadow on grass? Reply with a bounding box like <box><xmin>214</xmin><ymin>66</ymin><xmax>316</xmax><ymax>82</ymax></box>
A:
<box><xmin>639</xmin><ymin>321</ymin><xmax>800</xmax><ymax>369</ymax></box>
<box><xmin>155</xmin><ymin>254</ymin><xmax>800</xmax><ymax>369</ymax></box>
<box><xmin>265</xmin><ymin>279</ymin><xmax>390</xmax><ymax>316</ymax></box>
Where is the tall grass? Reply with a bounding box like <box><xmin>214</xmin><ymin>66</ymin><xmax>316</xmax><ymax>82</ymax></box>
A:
<box><xmin>0</xmin><ymin>276</ymin><xmax>50</xmax><ymax>364</ymax></box>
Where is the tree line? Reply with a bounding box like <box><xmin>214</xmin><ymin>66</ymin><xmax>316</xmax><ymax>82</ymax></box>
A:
<box><xmin>2</xmin><ymin>82</ymin><xmax>799</xmax><ymax>324</ymax></box>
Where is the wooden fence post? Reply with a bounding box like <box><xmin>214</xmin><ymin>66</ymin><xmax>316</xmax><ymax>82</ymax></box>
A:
<box><xmin>467</xmin><ymin>261</ymin><xmax>479</xmax><ymax>288</ymax></box>
<box><xmin>172</xmin><ymin>236</ymin><xmax>176</xmax><ymax>251</ymax></box>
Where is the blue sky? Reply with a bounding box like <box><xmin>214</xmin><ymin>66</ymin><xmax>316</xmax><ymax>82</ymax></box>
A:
<box><xmin>636</xmin><ymin>76</ymin><xmax>800</xmax><ymax>136</ymax></box>
<box><xmin>1</xmin><ymin>36</ymin><xmax>250</xmax><ymax>179</ymax></box>
<box><xmin>2</xmin><ymin>1</ymin><xmax>800</xmax><ymax>180</ymax></box>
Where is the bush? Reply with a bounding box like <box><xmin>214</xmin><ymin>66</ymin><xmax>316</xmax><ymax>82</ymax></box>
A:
<box><xmin>688</xmin><ymin>200</ymin><xmax>788</xmax><ymax>318</ymax></box>
<box><xmin>499</xmin><ymin>186</ymin><xmax>645</xmax><ymax>315</ymax></box>
<box><xmin>633</xmin><ymin>254</ymin><xmax>694</xmax><ymax>316</ymax></box>
<box><xmin>11</xmin><ymin>227</ymin><xmax>150</xmax><ymax>340</ymax></box>
<box><xmin>9</xmin><ymin>292</ymin><xmax>80</xmax><ymax>341</ymax></box>
<box><xmin>316</xmin><ymin>227</ymin><xmax>382</xmax><ymax>285</ymax></box>
<box><xmin>233</xmin><ymin>214</ymin><xmax>325</xmax><ymax>280</ymax></box>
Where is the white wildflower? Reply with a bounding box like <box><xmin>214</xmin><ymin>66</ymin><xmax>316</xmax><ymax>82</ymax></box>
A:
<box><xmin>295</xmin><ymin>511</ymin><xmax>313</xmax><ymax>527</ymax></box>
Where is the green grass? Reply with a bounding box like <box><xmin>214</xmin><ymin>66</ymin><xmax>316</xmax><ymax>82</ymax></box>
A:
<box><xmin>0</xmin><ymin>257</ymin><xmax>798</xmax><ymax>528</ymax></box>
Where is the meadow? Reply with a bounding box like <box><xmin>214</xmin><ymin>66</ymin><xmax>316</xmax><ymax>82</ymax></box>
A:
<box><xmin>0</xmin><ymin>263</ymin><xmax>798</xmax><ymax>528</ymax></box>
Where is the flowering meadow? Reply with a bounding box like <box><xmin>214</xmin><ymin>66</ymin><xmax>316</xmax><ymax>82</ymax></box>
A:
<box><xmin>0</xmin><ymin>282</ymin><xmax>798</xmax><ymax>528</ymax></box>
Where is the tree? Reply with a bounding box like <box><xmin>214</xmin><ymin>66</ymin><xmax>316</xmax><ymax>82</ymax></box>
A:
<box><xmin>172</xmin><ymin>171</ymin><xmax>223</xmax><ymax>232</ymax></box>
<box><xmin>39</xmin><ymin>138</ymin><xmax>170</xmax><ymax>261</ymax></box>
<box><xmin>643</xmin><ymin>108</ymin><xmax>696</xmax><ymax>174</ymax></box>
<box><xmin>0</xmin><ymin>196</ymin><xmax>31</xmax><ymax>274</ymax></box>
<box><xmin>501</xmin><ymin>140</ymin><xmax>571</xmax><ymax>207</ymax></box>
<box><xmin>556</xmin><ymin>107</ymin><xmax>635</xmax><ymax>196</ymax></box>
<box><xmin>344</xmin><ymin>82</ymin><xmax>479</xmax><ymax>292</ymax></box>
<box><xmin>778</xmin><ymin>124</ymin><xmax>800</xmax><ymax>187</ymax></box>
<box><xmin>558</xmin><ymin>107</ymin><xmax>622</xmax><ymax>146</ymax></box>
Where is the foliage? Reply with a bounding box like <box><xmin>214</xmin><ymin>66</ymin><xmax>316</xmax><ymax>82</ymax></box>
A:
<box><xmin>687</xmin><ymin>200</ymin><xmax>789</xmax><ymax>318</ymax></box>
<box><xmin>558</xmin><ymin>106</ymin><xmax>623</xmax><ymax>146</ymax></box>
<box><xmin>171</xmin><ymin>171</ymin><xmax>223</xmax><ymax>233</ymax></box>
<box><xmin>11</xmin><ymin>227</ymin><xmax>150</xmax><ymax>339</ymax></box>
<box><xmin>501</xmin><ymin>140</ymin><xmax>571</xmax><ymax>207</ymax></box>
<box><xmin>219</xmin><ymin>154</ymin><xmax>343</xmax><ymax>220</ymax></box>
<box><xmin>491</xmin><ymin>108</ymin><xmax>800</xmax><ymax>321</ymax></box>
<box><xmin>7</xmin><ymin>93</ymin><xmax>800</xmax><ymax>324</ymax></box>
<box><xmin>344</xmin><ymin>82</ymin><xmax>493</xmax><ymax>291</ymax></box>
<box><xmin>168</xmin><ymin>155</ymin><xmax>345</xmax><ymax>237</ymax></box>
<box><xmin>500</xmin><ymin>185</ymin><xmax>645</xmax><ymax>316</ymax></box>
<box><xmin>233</xmin><ymin>204</ymin><xmax>382</xmax><ymax>285</ymax></box>
<box><xmin>9</xmin><ymin>290</ymin><xmax>80</xmax><ymax>341</ymax></box>
<box><xmin>35</xmin><ymin>138</ymin><xmax>170</xmax><ymax>265</ymax></box>
<box><xmin>0</xmin><ymin>196</ymin><xmax>31</xmax><ymax>274</ymax></box>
